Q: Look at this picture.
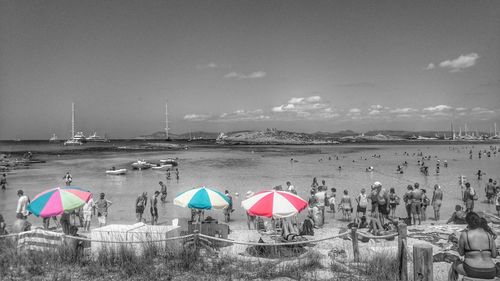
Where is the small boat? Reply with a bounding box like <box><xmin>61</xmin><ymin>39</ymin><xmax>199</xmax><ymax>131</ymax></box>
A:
<box><xmin>160</xmin><ymin>159</ymin><xmax>178</xmax><ymax>166</ymax></box>
<box><xmin>131</xmin><ymin>160</ymin><xmax>152</xmax><ymax>170</ymax></box>
<box><xmin>106</xmin><ymin>168</ymin><xmax>127</xmax><ymax>175</ymax></box>
<box><xmin>87</xmin><ymin>132</ymin><xmax>109</xmax><ymax>142</ymax></box>
<box><xmin>49</xmin><ymin>134</ymin><xmax>60</xmax><ymax>143</ymax></box>
<box><xmin>151</xmin><ymin>164</ymin><xmax>173</xmax><ymax>171</ymax></box>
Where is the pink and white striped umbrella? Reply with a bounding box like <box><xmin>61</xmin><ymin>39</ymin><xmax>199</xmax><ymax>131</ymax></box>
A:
<box><xmin>241</xmin><ymin>190</ymin><xmax>308</xmax><ymax>218</ymax></box>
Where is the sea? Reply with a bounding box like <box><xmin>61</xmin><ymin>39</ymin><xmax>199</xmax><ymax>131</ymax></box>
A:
<box><xmin>1</xmin><ymin>141</ymin><xmax>499</xmax><ymax>228</ymax></box>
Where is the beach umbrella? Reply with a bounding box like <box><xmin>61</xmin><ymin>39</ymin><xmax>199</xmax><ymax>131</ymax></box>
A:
<box><xmin>27</xmin><ymin>186</ymin><xmax>92</xmax><ymax>218</ymax></box>
<box><xmin>241</xmin><ymin>190</ymin><xmax>308</xmax><ymax>218</ymax></box>
<box><xmin>174</xmin><ymin>186</ymin><xmax>230</xmax><ymax>210</ymax></box>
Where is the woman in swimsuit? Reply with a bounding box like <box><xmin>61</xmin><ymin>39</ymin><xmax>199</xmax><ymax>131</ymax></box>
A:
<box><xmin>449</xmin><ymin>212</ymin><xmax>498</xmax><ymax>280</ymax></box>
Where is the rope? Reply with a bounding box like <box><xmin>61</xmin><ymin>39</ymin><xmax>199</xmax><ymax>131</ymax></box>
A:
<box><xmin>198</xmin><ymin>230</ymin><xmax>352</xmax><ymax>246</ymax></box>
<box><xmin>357</xmin><ymin>232</ymin><xmax>398</xmax><ymax>240</ymax></box>
<box><xmin>0</xmin><ymin>233</ymin><xmax>21</xmax><ymax>239</ymax></box>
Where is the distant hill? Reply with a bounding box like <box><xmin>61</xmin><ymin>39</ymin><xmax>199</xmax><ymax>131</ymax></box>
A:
<box><xmin>137</xmin><ymin>131</ymin><xmax>219</xmax><ymax>140</ymax></box>
<box><xmin>216</xmin><ymin>129</ymin><xmax>339</xmax><ymax>145</ymax></box>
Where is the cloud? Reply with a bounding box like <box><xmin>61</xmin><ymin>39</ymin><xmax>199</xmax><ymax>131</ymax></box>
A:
<box><xmin>368</xmin><ymin>110</ymin><xmax>381</xmax><ymax>115</ymax></box>
<box><xmin>423</xmin><ymin>105</ymin><xmax>453</xmax><ymax>112</ymax></box>
<box><xmin>439</xmin><ymin>53</ymin><xmax>479</xmax><ymax>72</ymax></box>
<box><xmin>271</xmin><ymin>96</ymin><xmax>338</xmax><ymax>120</ymax></box>
<box><xmin>348</xmin><ymin>108</ymin><xmax>361</xmax><ymax>114</ymax></box>
<box><xmin>335</xmin><ymin>82</ymin><xmax>376</xmax><ymax>88</ymax></box>
<box><xmin>425</xmin><ymin>63</ymin><xmax>435</xmax><ymax>70</ymax></box>
<box><xmin>216</xmin><ymin>109</ymin><xmax>270</xmax><ymax>122</ymax></box>
<box><xmin>390</xmin><ymin>108</ymin><xmax>418</xmax><ymax>114</ymax></box>
<box><xmin>455</xmin><ymin>107</ymin><xmax>467</xmax><ymax>111</ymax></box>
<box><xmin>183</xmin><ymin>113</ymin><xmax>213</xmax><ymax>121</ymax></box>
<box><xmin>224</xmin><ymin>71</ymin><xmax>266</xmax><ymax>79</ymax></box>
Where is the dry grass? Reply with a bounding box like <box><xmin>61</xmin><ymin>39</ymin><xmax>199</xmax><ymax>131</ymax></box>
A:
<box><xmin>0</xmin><ymin>237</ymin><xmax>401</xmax><ymax>281</ymax></box>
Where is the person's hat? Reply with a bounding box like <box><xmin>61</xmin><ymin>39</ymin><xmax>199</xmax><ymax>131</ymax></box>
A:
<box><xmin>246</xmin><ymin>191</ymin><xmax>254</xmax><ymax>198</ymax></box>
<box><xmin>373</xmin><ymin>181</ymin><xmax>382</xmax><ymax>187</ymax></box>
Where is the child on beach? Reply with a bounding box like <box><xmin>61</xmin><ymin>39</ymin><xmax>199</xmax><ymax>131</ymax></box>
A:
<box><xmin>355</xmin><ymin>188</ymin><xmax>368</xmax><ymax>217</ymax></box>
<box><xmin>82</xmin><ymin>197</ymin><xmax>94</xmax><ymax>232</ymax></box>
<box><xmin>388</xmin><ymin>188</ymin><xmax>399</xmax><ymax>218</ymax></box>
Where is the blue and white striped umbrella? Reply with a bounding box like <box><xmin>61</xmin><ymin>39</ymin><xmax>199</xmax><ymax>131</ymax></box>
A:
<box><xmin>174</xmin><ymin>187</ymin><xmax>230</xmax><ymax>210</ymax></box>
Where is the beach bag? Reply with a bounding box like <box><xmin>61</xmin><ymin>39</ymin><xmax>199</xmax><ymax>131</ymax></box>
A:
<box><xmin>471</xmin><ymin>188</ymin><xmax>479</xmax><ymax>201</ymax></box>
<box><xmin>328</xmin><ymin>197</ymin><xmax>336</xmax><ymax>206</ymax></box>
<box><xmin>300</xmin><ymin>218</ymin><xmax>314</xmax><ymax>236</ymax></box>
<box><xmin>358</xmin><ymin>194</ymin><xmax>368</xmax><ymax>208</ymax></box>
<box><xmin>423</xmin><ymin>196</ymin><xmax>430</xmax><ymax>206</ymax></box>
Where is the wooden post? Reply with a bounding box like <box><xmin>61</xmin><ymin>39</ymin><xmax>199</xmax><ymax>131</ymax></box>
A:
<box><xmin>413</xmin><ymin>243</ymin><xmax>433</xmax><ymax>281</ymax></box>
<box><xmin>397</xmin><ymin>223</ymin><xmax>408</xmax><ymax>281</ymax></box>
<box><xmin>351</xmin><ymin>226</ymin><xmax>359</xmax><ymax>262</ymax></box>
<box><xmin>193</xmin><ymin>230</ymin><xmax>199</xmax><ymax>252</ymax></box>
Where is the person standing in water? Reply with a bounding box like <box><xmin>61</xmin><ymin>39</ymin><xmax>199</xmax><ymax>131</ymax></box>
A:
<box><xmin>411</xmin><ymin>183</ymin><xmax>422</xmax><ymax>225</ymax></box>
<box><xmin>63</xmin><ymin>172</ymin><xmax>72</xmax><ymax>186</ymax></box>
<box><xmin>95</xmin><ymin>193</ymin><xmax>112</xmax><ymax>227</ymax></box>
<box><xmin>159</xmin><ymin>181</ymin><xmax>167</xmax><ymax>203</ymax></box>
<box><xmin>463</xmin><ymin>182</ymin><xmax>476</xmax><ymax>213</ymax></box>
<box><xmin>0</xmin><ymin>174</ymin><xmax>7</xmax><ymax>191</ymax></box>
<box><xmin>135</xmin><ymin>192</ymin><xmax>148</xmax><ymax>222</ymax></box>
<box><xmin>485</xmin><ymin>179</ymin><xmax>495</xmax><ymax>204</ymax></box>
<box><xmin>150</xmin><ymin>191</ymin><xmax>160</xmax><ymax>225</ymax></box>
<box><xmin>431</xmin><ymin>184</ymin><xmax>443</xmax><ymax>221</ymax></box>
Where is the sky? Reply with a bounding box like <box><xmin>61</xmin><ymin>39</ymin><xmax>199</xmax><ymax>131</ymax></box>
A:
<box><xmin>1</xmin><ymin>0</ymin><xmax>499</xmax><ymax>139</ymax></box>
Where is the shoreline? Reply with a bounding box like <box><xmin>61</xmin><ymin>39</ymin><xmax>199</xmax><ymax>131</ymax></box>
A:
<box><xmin>1</xmin><ymin>139</ymin><xmax>499</xmax><ymax>156</ymax></box>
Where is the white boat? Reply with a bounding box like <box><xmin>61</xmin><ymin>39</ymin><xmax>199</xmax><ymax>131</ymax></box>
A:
<box><xmin>106</xmin><ymin>168</ymin><xmax>127</xmax><ymax>175</ymax></box>
<box><xmin>64</xmin><ymin>139</ymin><xmax>83</xmax><ymax>146</ymax></box>
<box><xmin>49</xmin><ymin>133</ymin><xmax>60</xmax><ymax>143</ymax></box>
<box><xmin>151</xmin><ymin>164</ymin><xmax>173</xmax><ymax>171</ymax></box>
<box><xmin>87</xmin><ymin>132</ymin><xmax>109</xmax><ymax>142</ymax></box>
<box><xmin>64</xmin><ymin>103</ymin><xmax>85</xmax><ymax>145</ymax></box>
<box><xmin>131</xmin><ymin>160</ymin><xmax>152</xmax><ymax>170</ymax></box>
<box><xmin>160</xmin><ymin>159</ymin><xmax>178</xmax><ymax>166</ymax></box>
<box><xmin>73</xmin><ymin>132</ymin><xmax>87</xmax><ymax>143</ymax></box>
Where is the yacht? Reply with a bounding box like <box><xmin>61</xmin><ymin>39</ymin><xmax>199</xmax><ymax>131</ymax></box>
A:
<box><xmin>87</xmin><ymin>132</ymin><xmax>109</xmax><ymax>142</ymax></box>
<box><xmin>73</xmin><ymin>132</ymin><xmax>87</xmax><ymax>143</ymax></box>
<box><xmin>64</xmin><ymin>139</ymin><xmax>83</xmax><ymax>146</ymax></box>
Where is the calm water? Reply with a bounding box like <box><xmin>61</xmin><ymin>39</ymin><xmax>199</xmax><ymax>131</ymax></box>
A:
<box><xmin>1</xmin><ymin>142</ymin><xmax>499</xmax><ymax>228</ymax></box>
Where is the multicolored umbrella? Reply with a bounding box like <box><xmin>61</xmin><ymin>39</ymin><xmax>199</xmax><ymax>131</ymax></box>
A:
<box><xmin>174</xmin><ymin>187</ymin><xmax>230</xmax><ymax>210</ymax></box>
<box><xmin>241</xmin><ymin>190</ymin><xmax>308</xmax><ymax>218</ymax></box>
<box><xmin>27</xmin><ymin>186</ymin><xmax>92</xmax><ymax>217</ymax></box>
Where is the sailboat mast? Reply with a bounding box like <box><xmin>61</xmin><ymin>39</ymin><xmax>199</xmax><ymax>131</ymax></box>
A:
<box><xmin>71</xmin><ymin>102</ymin><xmax>75</xmax><ymax>138</ymax></box>
<box><xmin>165</xmin><ymin>102</ymin><xmax>169</xmax><ymax>140</ymax></box>
<box><xmin>495</xmin><ymin>123</ymin><xmax>498</xmax><ymax>136</ymax></box>
<box><xmin>451</xmin><ymin>120</ymin><xmax>455</xmax><ymax>140</ymax></box>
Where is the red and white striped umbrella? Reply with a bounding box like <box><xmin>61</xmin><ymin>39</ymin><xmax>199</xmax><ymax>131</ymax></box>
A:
<box><xmin>241</xmin><ymin>190</ymin><xmax>308</xmax><ymax>218</ymax></box>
